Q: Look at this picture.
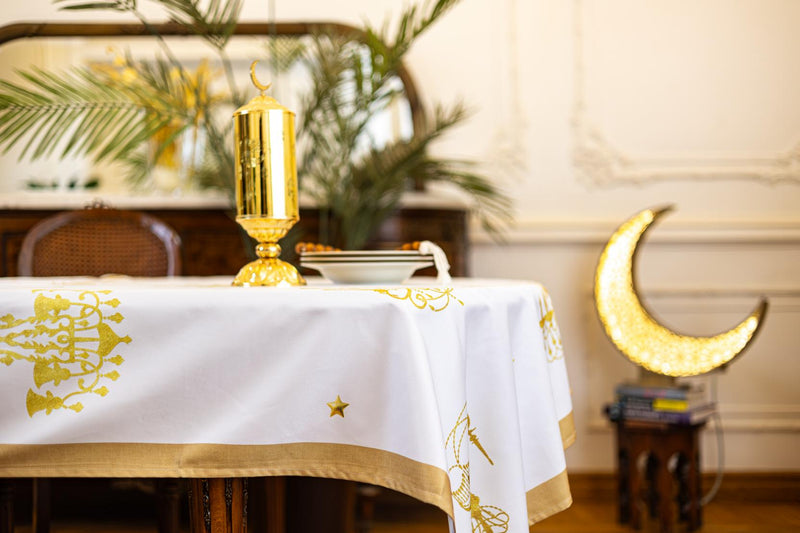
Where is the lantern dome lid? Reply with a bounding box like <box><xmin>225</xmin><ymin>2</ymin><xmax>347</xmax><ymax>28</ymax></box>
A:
<box><xmin>233</xmin><ymin>61</ymin><xmax>294</xmax><ymax>117</ymax></box>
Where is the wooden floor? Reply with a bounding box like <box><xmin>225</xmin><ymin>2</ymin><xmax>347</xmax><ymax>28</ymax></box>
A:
<box><xmin>532</xmin><ymin>499</ymin><xmax>800</xmax><ymax>533</ymax></box>
<box><xmin>370</xmin><ymin>493</ymin><xmax>800</xmax><ymax>533</ymax></box>
<box><xmin>12</xmin><ymin>498</ymin><xmax>800</xmax><ymax>533</ymax></box>
<box><xmin>12</xmin><ymin>499</ymin><xmax>800</xmax><ymax>533</ymax></box>
<box><xmin>11</xmin><ymin>474</ymin><xmax>800</xmax><ymax>533</ymax></box>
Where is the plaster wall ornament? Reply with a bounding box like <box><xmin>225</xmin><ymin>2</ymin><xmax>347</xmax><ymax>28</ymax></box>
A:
<box><xmin>571</xmin><ymin>0</ymin><xmax>800</xmax><ymax>186</ymax></box>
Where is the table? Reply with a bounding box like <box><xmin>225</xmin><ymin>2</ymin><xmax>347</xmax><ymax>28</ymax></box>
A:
<box><xmin>0</xmin><ymin>277</ymin><xmax>575</xmax><ymax>532</ymax></box>
<box><xmin>613</xmin><ymin>418</ymin><xmax>706</xmax><ymax>533</ymax></box>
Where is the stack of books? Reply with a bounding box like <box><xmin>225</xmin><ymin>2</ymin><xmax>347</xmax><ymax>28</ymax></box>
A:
<box><xmin>606</xmin><ymin>382</ymin><xmax>716</xmax><ymax>424</ymax></box>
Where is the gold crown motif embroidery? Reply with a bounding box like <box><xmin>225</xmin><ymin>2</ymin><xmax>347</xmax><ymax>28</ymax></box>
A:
<box><xmin>1</xmin><ymin>290</ymin><xmax>130</xmax><ymax>416</ymax></box>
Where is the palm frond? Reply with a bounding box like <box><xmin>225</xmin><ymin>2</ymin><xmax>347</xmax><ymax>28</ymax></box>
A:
<box><xmin>340</xmin><ymin>104</ymin><xmax>511</xmax><ymax>248</ymax></box>
<box><xmin>56</xmin><ymin>0</ymin><xmax>242</xmax><ymax>51</ymax></box>
<box><xmin>295</xmin><ymin>0</ymin><xmax>510</xmax><ymax>248</ymax></box>
<box><xmin>298</xmin><ymin>31</ymin><xmax>405</xmax><ymax>193</ymax></box>
<box><xmin>54</xmin><ymin>0</ymin><xmax>136</xmax><ymax>12</ymax></box>
<box><xmin>364</xmin><ymin>0</ymin><xmax>461</xmax><ymax>64</ymax></box>
<box><xmin>0</xmin><ymin>66</ymin><xmax>174</xmax><ymax>163</ymax></box>
<box><xmin>0</xmin><ymin>56</ymin><xmax>211</xmax><ymax>196</ymax></box>
<box><xmin>262</xmin><ymin>37</ymin><xmax>308</xmax><ymax>75</ymax></box>
<box><xmin>156</xmin><ymin>0</ymin><xmax>243</xmax><ymax>50</ymax></box>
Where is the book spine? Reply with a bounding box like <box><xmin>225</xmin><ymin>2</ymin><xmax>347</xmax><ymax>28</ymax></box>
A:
<box><xmin>619</xmin><ymin>396</ymin><xmax>690</xmax><ymax>412</ymax></box>
<box><xmin>614</xmin><ymin>385</ymin><xmax>703</xmax><ymax>401</ymax></box>
<box><xmin>621</xmin><ymin>408</ymin><xmax>695</xmax><ymax>424</ymax></box>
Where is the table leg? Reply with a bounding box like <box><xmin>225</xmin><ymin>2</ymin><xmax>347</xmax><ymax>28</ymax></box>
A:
<box><xmin>355</xmin><ymin>483</ymin><xmax>381</xmax><ymax>533</ymax></box>
<box><xmin>285</xmin><ymin>478</ymin><xmax>356</xmax><ymax>533</ymax></box>
<box><xmin>686</xmin><ymin>432</ymin><xmax>702</xmax><ymax>531</ymax></box>
<box><xmin>156</xmin><ymin>479</ymin><xmax>181</xmax><ymax>533</ymax></box>
<box><xmin>628</xmin><ymin>450</ymin><xmax>643</xmax><ymax>530</ymax></box>
<box><xmin>31</xmin><ymin>479</ymin><xmax>50</xmax><ymax>533</ymax></box>
<box><xmin>264</xmin><ymin>478</ymin><xmax>285</xmax><ymax>533</ymax></box>
<box><xmin>248</xmin><ymin>478</ymin><xmax>285</xmax><ymax>533</ymax></box>
<box><xmin>617</xmin><ymin>447</ymin><xmax>631</xmax><ymax>524</ymax></box>
<box><xmin>188</xmin><ymin>479</ymin><xmax>247</xmax><ymax>533</ymax></box>
<box><xmin>616</xmin><ymin>422</ymin><xmax>631</xmax><ymax>525</ymax></box>
<box><xmin>0</xmin><ymin>479</ymin><xmax>13</xmax><ymax>533</ymax></box>
<box><xmin>654</xmin><ymin>452</ymin><xmax>674</xmax><ymax>533</ymax></box>
<box><xmin>676</xmin><ymin>453</ymin><xmax>690</xmax><ymax>524</ymax></box>
<box><xmin>645</xmin><ymin>454</ymin><xmax>659</xmax><ymax>519</ymax></box>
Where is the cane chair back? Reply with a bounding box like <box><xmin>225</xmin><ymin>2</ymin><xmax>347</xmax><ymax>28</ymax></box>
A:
<box><xmin>18</xmin><ymin>207</ymin><xmax>181</xmax><ymax>277</ymax></box>
<box><xmin>16</xmin><ymin>206</ymin><xmax>183</xmax><ymax>533</ymax></box>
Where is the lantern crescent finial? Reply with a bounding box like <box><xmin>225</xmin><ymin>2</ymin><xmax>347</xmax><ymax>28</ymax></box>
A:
<box><xmin>249</xmin><ymin>60</ymin><xmax>271</xmax><ymax>94</ymax></box>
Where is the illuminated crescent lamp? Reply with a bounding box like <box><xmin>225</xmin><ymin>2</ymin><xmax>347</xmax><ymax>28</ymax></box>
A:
<box><xmin>594</xmin><ymin>206</ymin><xmax>768</xmax><ymax>377</ymax></box>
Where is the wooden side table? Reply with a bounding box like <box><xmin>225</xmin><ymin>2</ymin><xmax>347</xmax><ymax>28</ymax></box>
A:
<box><xmin>612</xmin><ymin>418</ymin><xmax>706</xmax><ymax>533</ymax></box>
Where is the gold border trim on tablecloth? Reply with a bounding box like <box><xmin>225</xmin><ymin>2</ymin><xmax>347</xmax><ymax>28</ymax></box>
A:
<box><xmin>526</xmin><ymin>469</ymin><xmax>572</xmax><ymax>525</ymax></box>
<box><xmin>0</xmin><ymin>442</ymin><xmax>454</xmax><ymax>517</ymax></box>
<box><xmin>560</xmin><ymin>411</ymin><xmax>576</xmax><ymax>449</ymax></box>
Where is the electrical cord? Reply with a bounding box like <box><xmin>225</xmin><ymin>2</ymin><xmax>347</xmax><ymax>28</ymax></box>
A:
<box><xmin>700</xmin><ymin>374</ymin><xmax>725</xmax><ymax>506</ymax></box>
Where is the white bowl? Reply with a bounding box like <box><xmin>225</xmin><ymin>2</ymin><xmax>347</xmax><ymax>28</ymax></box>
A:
<box><xmin>301</xmin><ymin>260</ymin><xmax>433</xmax><ymax>284</ymax></box>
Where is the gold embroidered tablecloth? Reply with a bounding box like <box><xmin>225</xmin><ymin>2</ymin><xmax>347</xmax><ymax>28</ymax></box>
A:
<box><xmin>0</xmin><ymin>276</ymin><xmax>574</xmax><ymax>531</ymax></box>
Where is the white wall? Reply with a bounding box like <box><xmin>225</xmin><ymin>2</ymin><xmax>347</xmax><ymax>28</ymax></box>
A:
<box><xmin>3</xmin><ymin>0</ymin><xmax>799</xmax><ymax>472</ymax></box>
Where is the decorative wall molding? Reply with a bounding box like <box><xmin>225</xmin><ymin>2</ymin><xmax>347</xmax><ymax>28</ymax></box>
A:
<box><xmin>589</xmin><ymin>404</ymin><xmax>800</xmax><ymax>434</ymax></box>
<box><xmin>485</xmin><ymin>0</ymin><xmax>529</xmax><ymax>183</ymax></box>
<box><xmin>642</xmin><ymin>289</ymin><xmax>800</xmax><ymax>314</ymax></box>
<box><xmin>470</xmin><ymin>218</ymin><xmax>800</xmax><ymax>245</ymax></box>
<box><xmin>571</xmin><ymin>0</ymin><xmax>800</xmax><ymax>186</ymax></box>
<box><xmin>586</xmin><ymin>288</ymin><xmax>800</xmax><ymax>433</ymax></box>
<box><xmin>719</xmin><ymin>404</ymin><xmax>800</xmax><ymax>432</ymax></box>
<box><xmin>565</xmin><ymin>472</ymin><xmax>800</xmax><ymax>502</ymax></box>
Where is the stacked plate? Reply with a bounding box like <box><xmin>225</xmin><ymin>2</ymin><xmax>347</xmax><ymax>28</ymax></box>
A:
<box><xmin>300</xmin><ymin>250</ymin><xmax>434</xmax><ymax>284</ymax></box>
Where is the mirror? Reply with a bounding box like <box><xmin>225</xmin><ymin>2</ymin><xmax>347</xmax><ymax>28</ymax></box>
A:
<box><xmin>0</xmin><ymin>22</ymin><xmax>423</xmax><ymax>197</ymax></box>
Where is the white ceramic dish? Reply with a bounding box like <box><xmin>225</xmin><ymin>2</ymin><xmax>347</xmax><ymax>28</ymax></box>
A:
<box><xmin>301</xmin><ymin>260</ymin><xmax>433</xmax><ymax>284</ymax></box>
<box><xmin>302</xmin><ymin>250</ymin><xmax>427</xmax><ymax>258</ymax></box>
<box><xmin>300</xmin><ymin>256</ymin><xmax>432</xmax><ymax>263</ymax></box>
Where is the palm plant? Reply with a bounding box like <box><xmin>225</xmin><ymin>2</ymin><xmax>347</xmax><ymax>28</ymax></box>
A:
<box><xmin>298</xmin><ymin>8</ymin><xmax>510</xmax><ymax>249</ymax></box>
<box><xmin>0</xmin><ymin>0</ymin><xmax>509</xmax><ymax>250</ymax></box>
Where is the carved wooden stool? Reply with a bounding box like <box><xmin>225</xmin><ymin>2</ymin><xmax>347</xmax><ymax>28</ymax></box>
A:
<box><xmin>613</xmin><ymin>419</ymin><xmax>706</xmax><ymax>533</ymax></box>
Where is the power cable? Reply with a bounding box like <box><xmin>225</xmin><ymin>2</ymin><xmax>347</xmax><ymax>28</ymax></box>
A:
<box><xmin>700</xmin><ymin>374</ymin><xmax>724</xmax><ymax>506</ymax></box>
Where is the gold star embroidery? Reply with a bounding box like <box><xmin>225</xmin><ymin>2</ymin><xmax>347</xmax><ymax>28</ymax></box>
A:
<box><xmin>327</xmin><ymin>395</ymin><xmax>349</xmax><ymax>418</ymax></box>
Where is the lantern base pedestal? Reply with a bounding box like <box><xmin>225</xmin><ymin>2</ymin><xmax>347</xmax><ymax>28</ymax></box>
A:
<box><xmin>232</xmin><ymin>258</ymin><xmax>306</xmax><ymax>287</ymax></box>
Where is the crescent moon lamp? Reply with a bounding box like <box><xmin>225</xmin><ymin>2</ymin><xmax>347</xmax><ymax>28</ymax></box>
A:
<box><xmin>594</xmin><ymin>206</ymin><xmax>768</xmax><ymax>377</ymax></box>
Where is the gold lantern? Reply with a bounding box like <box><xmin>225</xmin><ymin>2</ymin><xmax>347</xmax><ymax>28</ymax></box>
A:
<box><xmin>232</xmin><ymin>62</ymin><xmax>305</xmax><ymax>287</ymax></box>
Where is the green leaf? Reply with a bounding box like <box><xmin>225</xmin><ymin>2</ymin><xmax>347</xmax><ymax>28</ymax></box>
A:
<box><xmin>55</xmin><ymin>2</ymin><xmax>129</xmax><ymax>11</ymax></box>
<box><xmin>0</xmin><ymin>64</ymin><xmax>173</xmax><ymax>164</ymax></box>
<box><xmin>157</xmin><ymin>0</ymin><xmax>243</xmax><ymax>50</ymax></box>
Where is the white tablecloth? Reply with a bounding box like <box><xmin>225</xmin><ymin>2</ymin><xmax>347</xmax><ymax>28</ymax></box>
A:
<box><xmin>0</xmin><ymin>276</ymin><xmax>574</xmax><ymax>531</ymax></box>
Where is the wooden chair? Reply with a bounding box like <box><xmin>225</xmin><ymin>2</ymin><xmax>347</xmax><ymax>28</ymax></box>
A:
<box><xmin>17</xmin><ymin>205</ymin><xmax>182</xmax><ymax>533</ymax></box>
<box><xmin>18</xmin><ymin>205</ymin><xmax>181</xmax><ymax>277</ymax></box>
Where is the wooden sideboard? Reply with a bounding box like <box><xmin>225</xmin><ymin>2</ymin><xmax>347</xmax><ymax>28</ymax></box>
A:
<box><xmin>0</xmin><ymin>206</ymin><xmax>469</xmax><ymax>278</ymax></box>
